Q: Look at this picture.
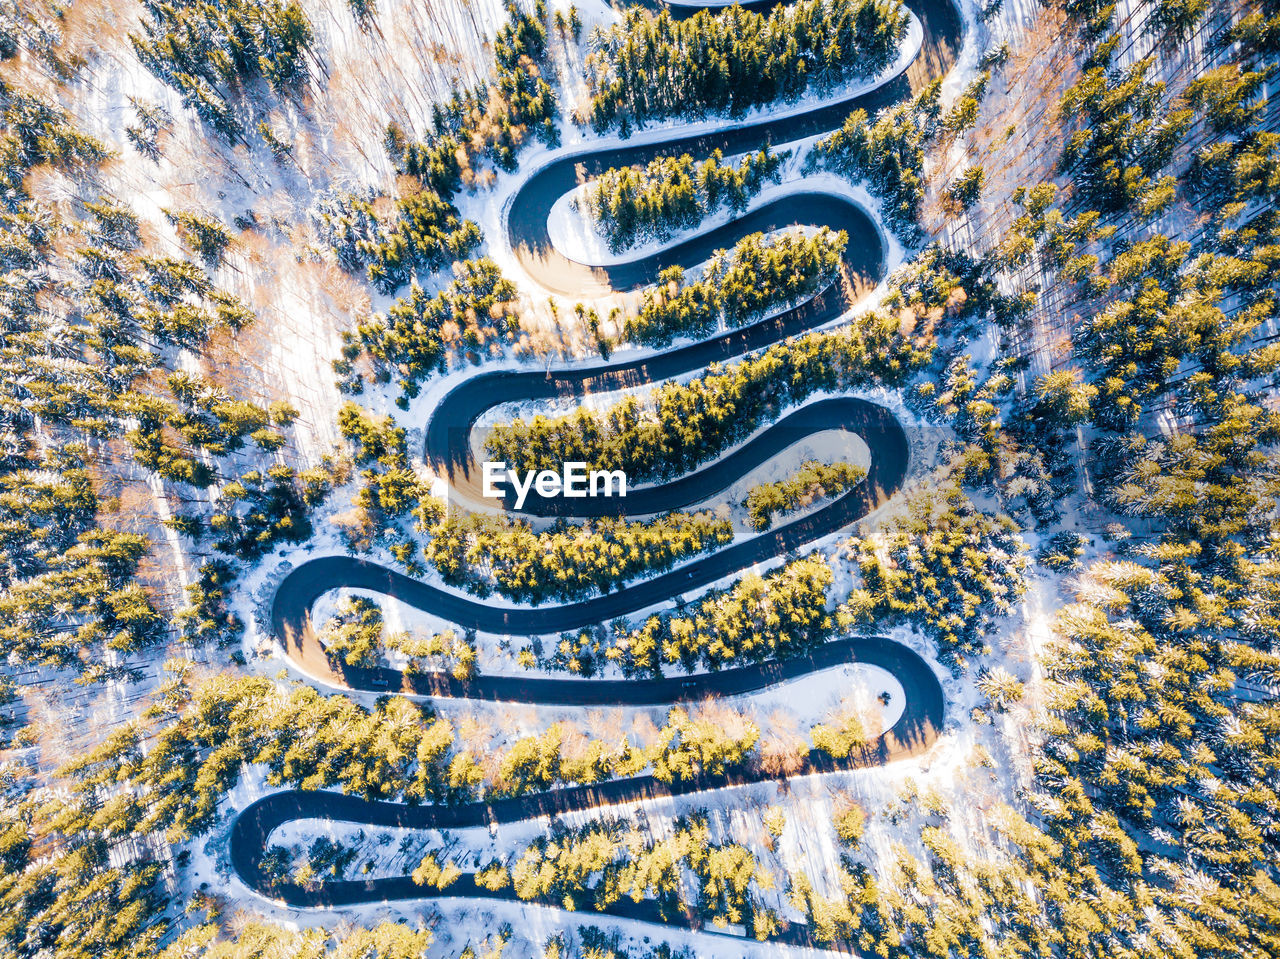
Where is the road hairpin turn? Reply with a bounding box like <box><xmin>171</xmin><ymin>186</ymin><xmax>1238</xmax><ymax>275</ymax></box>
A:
<box><xmin>233</xmin><ymin>0</ymin><xmax>962</xmax><ymax>939</ymax></box>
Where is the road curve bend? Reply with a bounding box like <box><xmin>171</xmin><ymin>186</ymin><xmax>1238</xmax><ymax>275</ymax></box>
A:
<box><xmin>235</xmin><ymin>0</ymin><xmax>964</xmax><ymax>935</ymax></box>
<box><xmin>231</xmin><ymin>633</ymin><xmax>943</xmax><ymax>931</ymax></box>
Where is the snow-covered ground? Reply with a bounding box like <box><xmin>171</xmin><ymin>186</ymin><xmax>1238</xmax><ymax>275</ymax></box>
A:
<box><xmin>719</xmin><ymin>428</ymin><xmax>870</xmax><ymax>508</ymax></box>
<box><xmin>313</xmin><ymin>582</ymin><xmax>905</xmax><ymax>722</ymax></box>
<box><xmin>263</xmin><ymin>652</ymin><xmax>901</xmax><ymax>876</ymax></box>
<box><xmin>242</xmin><ymin>369</ymin><xmax>943</xmax><ymax>701</ymax></box>
<box><xmin>464</xmin><ymin>10</ymin><xmax>922</xmax><ymax>316</ymax></box>
<box><xmin>86</xmin><ymin>0</ymin><xmax>1055</xmax><ymax>951</ymax></box>
<box><xmin>546</xmin><ymin>147</ymin><xmax>800</xmax><ymax>265</ymax></box>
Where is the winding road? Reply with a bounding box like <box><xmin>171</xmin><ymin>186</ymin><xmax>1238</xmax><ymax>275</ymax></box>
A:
<box><xmin>233</xmin><ymin>0</ymin><xmax>963</xmax><ymax>939</ymax></box>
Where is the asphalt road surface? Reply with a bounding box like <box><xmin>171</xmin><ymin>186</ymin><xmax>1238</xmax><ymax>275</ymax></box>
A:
<box><xmin>234</xmin><ymin>0</ymin><xmax>963</xmax><ymax>935</ymax></box>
